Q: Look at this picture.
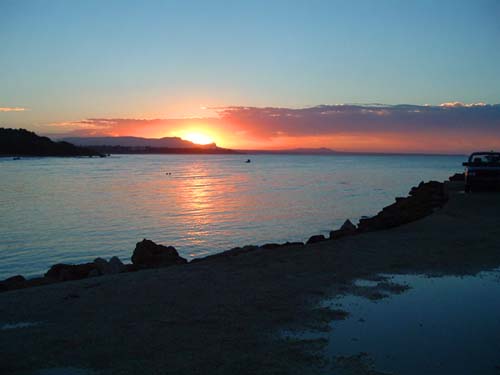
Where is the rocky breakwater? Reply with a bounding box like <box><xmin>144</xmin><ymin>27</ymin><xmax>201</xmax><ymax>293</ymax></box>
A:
<box><xmin>356</xmin><ymin>180</ymin><xmax>448</xmax><ymax>233</ymax></box>
<box><xmin>301</xmin><ymin>180</ymin><xmax>449</xmax><ymax>244</ymax></box>
<box><xmin>0</xmin><ymin>239</ymin><xmax>187</xmax><ymax>293</ymax></box>
<box><xmin>44</xmin><ymin>256</ymin><xmax>126</xmax><ymax>282</ymax></box>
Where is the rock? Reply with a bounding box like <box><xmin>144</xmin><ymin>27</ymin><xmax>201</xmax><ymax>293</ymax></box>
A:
<box><xmin>131</xmin><ymin>239</ymin><xmax>187</xmax><ymax>268</ymax></box>
<box><xmin>261</xmin><ymin>243</ymin><xmax>281</xmax><ymax>250</ymax></box>
<box><xmin>340</xmin><ymin>219</ymin><xmax>356</xmax><ymax>232</ymax></box>
<box><xmin>357</xmin><ymin>181</ymin><xmax>448</xmax><ymax>233</ymax></box>
<box><xmin>5</xmin><ymin>275</ymin><xmax>26</xmax><ymax>284</ymax></box>
<box><xmin>45</xmin><ymin>263</ymin><xmax>98</xmax><ymax>281</ymax></box>
<box><xmin>449</xmin><ymin>173</ymin><xmax>465</xmax><ymax>182</ymax></box>
<box><xmin>306</xmin><ymin>234</ymin><xmax>326</xmax><ymax>244</ymax></box>
<box><xmin>108</xmin><ymin>256</ymin><xmax>125</xmax><ymax>274</ymax></box>
<box><xmin>330</xmin><ymin>219</ymin><xmax>357</xmax><ymax>240</ymax></box>
<box><xmin>93</xmin><ymin>257</ymin><xmax>109</xmax><ymax>275</ymax></box>
<box><xmin>92</xmin><ymin>256</ymin><xmax>126</xmax><ymax>275</ymax></box>
<box><xmin>0</xmin><ymin>275</ymin><xmax>26</xmax><ymax>292</ymax></box>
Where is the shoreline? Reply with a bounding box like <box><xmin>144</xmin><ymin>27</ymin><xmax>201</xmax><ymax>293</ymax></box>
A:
<box><xmin>1</xmin><ymin>178</ymin><xmax>453</xmax><ymax>291</ymax></box>
<box><xmin>3</xmin><ymin>175</ymin><xmax>500</xmax><ymax>375</ymax></box>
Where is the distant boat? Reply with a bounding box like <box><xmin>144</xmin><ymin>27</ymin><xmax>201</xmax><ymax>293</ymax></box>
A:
<box><xmin>245</xmin><ymin>159</ymin><xmax>251</xmax><ymax>163</ymax></box>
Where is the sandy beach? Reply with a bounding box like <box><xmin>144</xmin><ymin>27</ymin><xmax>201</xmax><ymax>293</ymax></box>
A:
<box><xmin>1</xmin><ymin>182</ymin><xmax>500</xmax><ymax>375</ymax></box>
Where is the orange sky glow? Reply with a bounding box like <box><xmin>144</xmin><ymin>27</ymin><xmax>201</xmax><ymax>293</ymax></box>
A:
<box><xmin>40</xmin><ymin>103</ymin><xmax>500</xmax><ymax>154</ymax></box>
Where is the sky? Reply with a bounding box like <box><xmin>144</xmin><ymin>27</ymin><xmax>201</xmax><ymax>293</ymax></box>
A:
<box><xmin>1</xmin><ymin>0</ymin><xmax>500</xmax><ymax>153</ymax></box>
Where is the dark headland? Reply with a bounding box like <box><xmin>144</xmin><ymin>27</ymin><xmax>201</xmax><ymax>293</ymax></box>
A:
<box><xmin>0</xmin><ymin>130</ymin><xmax>241</xmax><ymax>157</ymax></box>
<box><xmin>2</xmin><ymin>175</ymin><xmax>500</xmax><ymax>375</ymax></box>
<box><xmin>0</xmin><ymin>128</ymin><xmax>105</xmax><ymax>157</ymax></box>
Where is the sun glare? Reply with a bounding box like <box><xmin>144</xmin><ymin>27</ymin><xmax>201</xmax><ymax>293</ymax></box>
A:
<box><xmin>183</xmin><ymin>132</ymin><xmax>214</xmax><ymax>145</ymax></box>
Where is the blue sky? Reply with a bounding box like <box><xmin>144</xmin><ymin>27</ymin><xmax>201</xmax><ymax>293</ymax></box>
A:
<box><xmin>0</xmin><ymin>0</ymin><xmax>499</xmax><ymax>151</ymax></box>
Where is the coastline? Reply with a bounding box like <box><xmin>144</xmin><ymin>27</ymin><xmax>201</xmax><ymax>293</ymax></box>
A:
<box><xmin>2</xmin><ymin>178</ymin><xmax>500</xmax><ymax>374</ymax></box>
<box><xmin>0</xmin><ymin>178</ymin><xmax>451</xmax><ymax>290</ymax></box>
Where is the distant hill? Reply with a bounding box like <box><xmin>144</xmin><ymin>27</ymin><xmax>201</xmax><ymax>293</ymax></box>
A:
<box><xmin>62</xmin><ymin>136</ymin><xmax>217</xmax><ymax>149</ymax></box>
<box><xmin>61</xmin><ymin>136</ymin><xmax>240</xmax><ymax>155</ymax></box>
<box><xmin>0</xmin><ymin>128</ymin><xmax>104</xmax><ymax>157</ymax></box>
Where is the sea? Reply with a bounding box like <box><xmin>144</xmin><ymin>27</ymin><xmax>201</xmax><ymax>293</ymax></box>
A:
<box><xmin>0</xmin><ymin>154</ymin><xmax>465</xmax><ymax>279</ymax></box>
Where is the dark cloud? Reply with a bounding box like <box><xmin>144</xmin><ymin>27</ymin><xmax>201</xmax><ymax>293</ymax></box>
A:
<box><xmin>46</xmin><ymin>103</ymin><xmax>500</xmax><ymax>152</ymax></box>
<box><xmin>215</xmin><ymin>103</ymin><xmax>500</xmax><ymax>138</ymax></box>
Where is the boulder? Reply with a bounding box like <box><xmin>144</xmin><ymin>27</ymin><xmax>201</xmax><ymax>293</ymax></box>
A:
<box><xmin>0</xmin><ymin>275</ymin><xmax>26</xmax><ymax>292</ymax></box>
<box><xmin>108</xmin><ymin>256</ymin><xmax>125</xmax><ymax>274</ymax></box>
<box><xmin>45</xmin><ymin>263</ymin><xmax>98</xmax><ymax>281</ymax></box>
<box><xmin>306</xmin><ymin>234</ymin><xmax>326</xmax><ymax>244</ymax></box>
<box><xmin>341</xmin><ymin>219</ymin><xmax>356</xmax><ymax>232</ymax></box>
<box><xmin>92</xmin><ymin>256</ymin><xmax>126</xmax><ymax>275</ymax></box>
<box><xmin>131</xmin><ymin>239</ymin><xmax>187</xmax><ymax>267</ymax></box>
<box><xmin>449</xmin><ymin>173</ymin><xmax>465</xmax><ymax>182</ymax></box>
<box><xmin>5</xmin><ymin>275</ymin><xmax>25</xmax><ymax>284</ymax></box>
<box><xmin>330</xmin><ymin>219</ymin><xmax>357</xmax><ymax>240</ymax></box>
<box><xmin>93</xmin><ymin>257</ymin><xmax>109</xmax><ymax>275</ymax></box>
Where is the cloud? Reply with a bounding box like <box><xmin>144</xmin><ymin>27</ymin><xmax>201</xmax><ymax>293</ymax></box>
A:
<box><xmin>0</xmin><ymin>106</ymin><xmax>27</xmax><ymax>112</ymax></box>
<box><xmin>47</xmin><ymin>117</ymin><xmax>225</xmax><ymax>138</ymax></box>
<box><xmin>44</xmin><ymin>103</ymin><xmax>500</xmax><ymax>153</ymax></box>
<box><xmin>214</xmin><ymin>103</ymin><xmax>500</xmax><ymax>138</ymax></box>
<box><xmin>439</xmin><ymin>102</ymin><xmax>487</xmax><ymax>108</ymax></box>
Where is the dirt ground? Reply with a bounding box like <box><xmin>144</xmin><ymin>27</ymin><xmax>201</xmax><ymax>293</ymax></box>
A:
<box><xmin>1</xmin><ymin>184</ymin><xmax>500</xmax><ymax>375</ymax></box>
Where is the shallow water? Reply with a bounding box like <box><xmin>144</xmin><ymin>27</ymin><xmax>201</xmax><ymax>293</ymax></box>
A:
<box><xmin>0</xmin><ymin>154</ymin><xmax>463</xmax><ymax>278</ymax></box>
<box><xmin>292</xmin><ymin>271</ymin><xmax>500</xmax><ymax>375</ymax></box>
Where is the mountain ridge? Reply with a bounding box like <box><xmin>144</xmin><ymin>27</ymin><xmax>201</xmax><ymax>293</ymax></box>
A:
<box><xmin>62</xmin><ymin>136</ymin><xmax>217</xmax><ymax>149</ymax></box>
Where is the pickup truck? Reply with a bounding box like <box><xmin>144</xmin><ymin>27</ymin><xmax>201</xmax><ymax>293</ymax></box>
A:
<box><xmin>463</xmin><ymin>152</ymin><xmax>500</xmax><ymax>192</ymax></box>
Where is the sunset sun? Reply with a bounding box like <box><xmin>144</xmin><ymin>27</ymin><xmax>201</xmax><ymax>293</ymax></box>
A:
<box><xmin>183</xmin><ymin>132</ymin><xmax>213</xmax><ymax>145</ymax></box>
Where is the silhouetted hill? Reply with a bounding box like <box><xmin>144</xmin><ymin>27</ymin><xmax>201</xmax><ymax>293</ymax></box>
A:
<box><xmin>63</xmin><ymin>136</ymin><xmax>217</xmax><ymax>149</ymax></box>
<box><xmin>84</xmin><ymin>145</ymin><xmax>241</xmax><ymax>155</ymax></box>
<box><xmin>0</xmin><ymin>128</ymin><xmax>104</xmax><ymax>157</ymax></box>
<box><xmin>62</xmin><ymin>136</ymin><xmax>240</xmax><ymax>154</ymax></box>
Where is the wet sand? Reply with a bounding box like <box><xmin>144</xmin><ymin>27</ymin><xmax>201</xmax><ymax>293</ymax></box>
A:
<box><xmin>1</xmin><ymin>182</ymin><xmax>500</xmax><ymax>374</ymax></box>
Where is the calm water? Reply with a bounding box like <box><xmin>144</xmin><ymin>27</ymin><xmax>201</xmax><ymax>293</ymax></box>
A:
<box><xmin>0</xmin><ymin>154</ymin><xmax>463</xmax><ymax>278</ymax></box>
<box><xmin>290</xmin><ymin>271</ymin><xmax>500</xmax><ymax>375</ymax></box>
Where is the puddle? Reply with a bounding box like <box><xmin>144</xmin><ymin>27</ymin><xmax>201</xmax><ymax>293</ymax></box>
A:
<box><xmin>1</xmin><ymin>321</ymin><xmax>40</xmax><ymax>330</ymax></box>
<box><xmin>288</xmin><ymin>270</ymin><xmax>500</xmax><ymax>374</ymax></box>
<box><xmin>352</xmin><ymin>278</ymin><xmax>383</xmax><ymax>288</ymax></box>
